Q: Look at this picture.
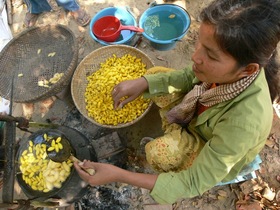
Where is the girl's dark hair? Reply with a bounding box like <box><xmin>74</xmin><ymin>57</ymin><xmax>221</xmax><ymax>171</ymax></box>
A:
<box><xmin>200</xmin><ymin>0</ymin><xmax>280</xmax><ymax>102</ymax></box>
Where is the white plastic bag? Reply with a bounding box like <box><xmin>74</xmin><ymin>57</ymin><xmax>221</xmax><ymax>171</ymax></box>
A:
<box><xmin>0</xmin><ymin>0</ymin><xmax>12</xmax><ymax>111</ymax></box>
<box><xmin>0</xmin><ymin>97</ymin><xmax>10</xmax><ymax>115</ymax></box>
<box><xmin>0</xmin><ymin>0</ymin><xmax>13</xmax><ymax>52</ymax></box>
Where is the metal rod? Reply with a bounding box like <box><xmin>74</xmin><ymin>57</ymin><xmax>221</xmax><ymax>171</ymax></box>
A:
<box><xmin>9</xmin><ymin>75</ymin><xmax>14</xmax><ymax>116</ymax></box>
<box><xmin>2</xmin><ymin>72</ymin><xmax>16</xmax><ymax>203</ymax></box>
<box><xmin>2</xmin><ymin>121</ymin><xmax>16</xmax><ymax>203</ymax></box>
<box><xmin>0</xmin><ymin>114</ymin><xmax>18</xmax><ymax>122</ymax></box>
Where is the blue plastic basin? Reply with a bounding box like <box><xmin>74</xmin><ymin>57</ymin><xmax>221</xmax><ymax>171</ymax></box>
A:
<box><xmin>139</xmin><ymin>4</ymin><xmax>191</xmax><ymax>51</ymax></box>
<box><xmin>89</xmin><ymin>7</ymin><xmax>137</xmax><ymax>46</ymax></box>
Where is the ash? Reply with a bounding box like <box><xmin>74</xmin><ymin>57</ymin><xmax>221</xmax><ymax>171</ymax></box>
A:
<box><xmin>59</xmin><ymin>108</ymin><xmax>155</xmax><ymax>210</ymax></box>
<box><xmin>74</xmin><ymin>184</ymin><xmax>144</xmax><ymax>210</ymax></box>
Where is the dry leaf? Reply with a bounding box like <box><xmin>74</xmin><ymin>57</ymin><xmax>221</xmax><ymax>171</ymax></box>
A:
<box><xmin>156</xmin><ymin>56</ymin><xmax>166</xmax><ymax>61</ymax></box>
<box><xmin>276</xmin><ymin>190</ymin><xmax>280</xmax><ymax>202</ymax></box>
<box><xmin>236</xmin><ymin>200</ymin><xmax>262</xmax><ymax>210</ymax></box>
<box><xmin>240</xmin><ymin>180</ymin><xmax>263</xmax><ymax>195</ymax></box>
<box><xmin>217</xmin><ymin>190</ymin><xmax>228</xmax><ymax>197</ymax></box>
<box><xmin>217</xmin><ymin>195</ymin><xmax>226</xmax><ymax>200</ymax></box>
<box><xmin>208</xmin><ymin>194</ymin><xmax>217</xmax><ymax>199</ymax></box>
<box><xmin>262</xmin><ymin>187</ymin><xmax>275</xmax><ymax>201</ymax></box>
<box><xmin>265</xmin><ymin>139</ymin><xmax>275</xmax><ymax>148</ymax></box>
<box><xmin>79</xmin><ymin>47</ymin><xmax>85</xmax><ymax>56</ymax></box>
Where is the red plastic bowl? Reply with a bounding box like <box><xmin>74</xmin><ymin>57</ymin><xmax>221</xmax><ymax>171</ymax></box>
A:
<box><xmin>92</xmin><ymin>16</ymin><xmax>144</xmax><ymax>42</ymax></box>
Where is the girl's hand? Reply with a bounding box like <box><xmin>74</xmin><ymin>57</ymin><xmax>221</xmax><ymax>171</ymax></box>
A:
<box><xmin>73</xmin><ymin>160</ymin><xmax>121</xmax><ymax>186</ymax></box>
<box><xmin>112</xmin><ymin>77</ymin><xmax>148</xmax><ymax>109</ymax></box>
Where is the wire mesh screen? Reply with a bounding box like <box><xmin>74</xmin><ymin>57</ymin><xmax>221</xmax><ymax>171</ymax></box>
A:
<box><xmin>0</xmin><ymin>25</ymin><xmax>78</xmax><ymax>103</ymax></box>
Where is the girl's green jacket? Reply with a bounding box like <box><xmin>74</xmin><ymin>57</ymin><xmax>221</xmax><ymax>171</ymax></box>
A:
<box><xmin>143</xmin><ymin>68</ymin><xmax>273</xmax><ymax>204</ymax></box>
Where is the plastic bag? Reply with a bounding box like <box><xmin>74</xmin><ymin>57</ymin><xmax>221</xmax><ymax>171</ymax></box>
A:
<box><xmin>0</xmin><ymin>0</ymin><xmax>13</xmax><ymax>52</ymax></box>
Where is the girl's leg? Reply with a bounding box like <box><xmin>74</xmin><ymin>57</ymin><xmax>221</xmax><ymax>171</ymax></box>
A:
<box><xmin>145</xmin><ymin>125</ymin><xmax>204</xmax><ymax>172</ymax></box>
<box><xmin>55</xmin><ymin>0</ymin><xmax>80</xmax><ymax>11</ymax></box>
<box><xmin>144</xmin><ymin>67</ymin><xmax>204</xmax><ymax>172</ymax></box>
<box><xmin>23</xmin><ymin>0</ymin><xmax>52</xmax><ymax>27</ymax></box>
<box><xmin>24</xmin><ymin>0</ymin><xmax>52</xmax><ymax>14</ymax></box>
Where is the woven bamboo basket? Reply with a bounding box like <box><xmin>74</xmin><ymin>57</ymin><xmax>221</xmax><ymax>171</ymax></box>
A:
<box><xmin>71</xmin><ymin>45</ymin><xmax>155</xmax><ymax>128</ymax></box>
<box><xmin>0</xmin><ymin>25</ymin><xmax>78</xmax><ymax>103</ymax></box>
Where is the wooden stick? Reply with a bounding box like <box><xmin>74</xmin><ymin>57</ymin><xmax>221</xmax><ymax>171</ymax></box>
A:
<box><xmin>70</xmin><ymin>156</ymin><xmax>95</xmax><ymax>175</ymax></box>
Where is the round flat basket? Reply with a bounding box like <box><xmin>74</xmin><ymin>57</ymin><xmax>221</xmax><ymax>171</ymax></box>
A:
<box><xmin>0</xmin><ymin>25</ymin><xmax>78</xmax><ymax>103</ymax></box>
<box><xmin>71</xmin><ymin>45</ymin><xmax>154</xmax><ymax>128</ymax></box>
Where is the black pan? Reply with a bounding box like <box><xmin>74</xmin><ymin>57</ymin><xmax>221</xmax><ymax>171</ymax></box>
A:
<box><xmin>16</xmin><ymin>126</ymin><xmax>97</xmax><ymax>202</ymax></box>
<box><xmin>16</xmin><ymin>129</ymin><xmax>75</xmax><ymax>199</ymax></box>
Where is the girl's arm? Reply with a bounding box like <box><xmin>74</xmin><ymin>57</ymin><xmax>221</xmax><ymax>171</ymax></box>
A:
<box><xmin>74</xmin><ymin>160</ymin><xmax>158</xmax><ymax>190</ymax></box>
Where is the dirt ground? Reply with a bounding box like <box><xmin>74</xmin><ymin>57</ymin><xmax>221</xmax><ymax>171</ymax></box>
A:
<box><xmin>2</xmin><ymin>0</ymin><xmax>280</xmax><ymax>209</ymax></box>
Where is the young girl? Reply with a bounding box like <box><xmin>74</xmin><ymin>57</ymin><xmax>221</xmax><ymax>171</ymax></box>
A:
<box><xmin>74</xmin><ymin>0</ymin><xmax>280</xmax><ymax>204</ymax></box>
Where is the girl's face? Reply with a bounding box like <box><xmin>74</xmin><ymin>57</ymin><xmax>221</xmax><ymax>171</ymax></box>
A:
<box><xmin>191</xmin><ymin>23</ymin><xmax>248</xmax><ymax>84</ymax></box>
